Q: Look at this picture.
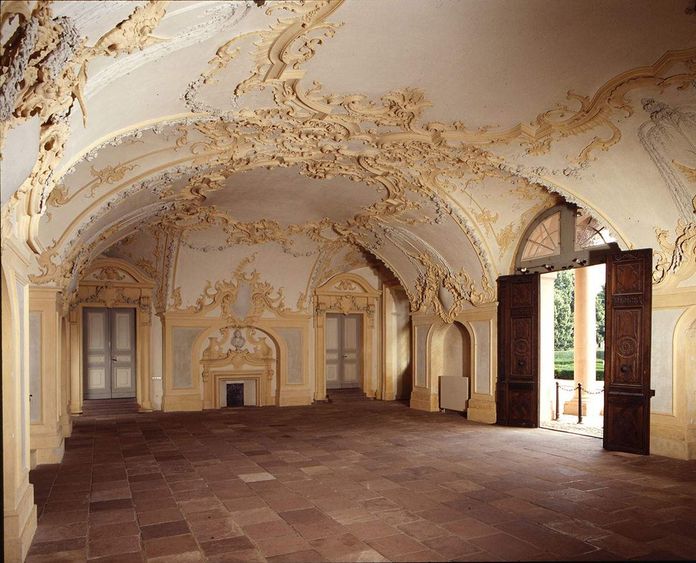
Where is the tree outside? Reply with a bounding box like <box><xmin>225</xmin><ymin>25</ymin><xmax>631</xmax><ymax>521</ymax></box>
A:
<box><xmin>554</xmin><ymin>270</ymin><xmax>574</xmax><ymax>351</ymax></box>
<box><xmin>553</xmin><ymin>270</ymin><xmax>605</xmax><ymax>380</ymax></box>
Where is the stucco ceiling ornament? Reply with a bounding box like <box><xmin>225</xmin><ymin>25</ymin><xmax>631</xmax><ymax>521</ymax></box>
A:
<box><xmin>0</xmin><ymin>0</ymin><xmax>169</xmax><ymax>251</ymax></box>
<box><xmin>639</xmin><ymin>99</ymin><xmax>696</xmax><ymax>220</ymax></box>
<box><xmin>177</xmin><ymin>0</ymin><xmax>691</xmax><ymax>314</ymax></box>
<box><xmin>24</xmin><ymin>0</ymin><xmax>695</xmax><ymax>324</ymax></box>
<box><xmin>653</xmin><ymin>213</ymin><xmax>696</xmax><ymax>288</ymax></box>
<box><xmin>411</xmin><ymin>252</ymin><xmax>495</xmax><ymax>324</ymax></box>
<box><xmin>170</xmin><ymin>253</ymin><xmax>296</xmax><ymax>326</ymax></box>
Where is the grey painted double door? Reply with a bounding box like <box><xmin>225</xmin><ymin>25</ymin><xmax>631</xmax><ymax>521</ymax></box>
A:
<box><xmin>83</xmin><ymin>307</ymin><xmax>136</xmax><ymax>399</ymax></box>
<box><xmin>325</xmin><ymin>313</ymin><xmax>362</xmax><ymax>389</ymax></box>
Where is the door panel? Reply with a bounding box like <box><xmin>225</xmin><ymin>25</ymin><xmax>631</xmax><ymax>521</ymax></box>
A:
<box><xmin>325</xmin><ymin>313</ymin><xmax>363</xmax><ymax>389</ymax></box>
<box><xmin>83</xmin><ymin>307</ymin><xmax>136</xmax><ymax>400</ymax></box>
<box><xmin>342</xmin><ymin>314</ymin><xmax>361</xmax><ymax>387</ymax></box>
<box><xmin>84</xmin><ymin>308</ymin><xmax>110</xmax><ymax>399</ymax></box>
<box><xmin>497</xmin><ymin>274</ymin><xmax>539</xmax><ymax>427</ymax></box>
<box><xmin>325</xmin><ymin>315</ymin><xmax>341</xmax><ymax>388</ymax></box>
<box><xmin>604</xmin><ymin>249</ymin><xmax>652</xmax><ymax>454</ymax></box>
<box><xmin>110</xmin><ymin>309</ymin><xmax>136</xmax><ymax>398</ymax></box>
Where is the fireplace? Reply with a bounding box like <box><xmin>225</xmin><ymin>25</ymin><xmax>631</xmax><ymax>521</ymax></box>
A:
<box><xmin>226</xmin><ymin>383</ymin><xmax>244</xmax><ymax>407</ymax></box>
<box><xmin>215</xmin><ymin>375</ymin><xmax>260</xmax><ymax>408</ymax></box>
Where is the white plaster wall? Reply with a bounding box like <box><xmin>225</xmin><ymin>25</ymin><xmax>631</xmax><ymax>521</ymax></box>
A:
<box><xmin>651</xmin><ymin>308</ymin><xmax>683</xmax><ymax>415</ymax></box>
<box><xmin>442</xmin><ymin>324</ymin><xmax>470</xmax><ymax>379</ymax></box>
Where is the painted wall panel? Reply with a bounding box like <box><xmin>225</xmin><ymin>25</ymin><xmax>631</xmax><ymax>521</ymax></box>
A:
<box><xmin>277</xmin><ymin>327</ymin><xmax>303</xmax><ymax>385</ymax></box>
<box><xmin>29</xmin><ymin>311</ymin><xmax>42</xmax><ymax>423</ymax></box>
<box><xmin>651</xmin><ymin>308</ymin><xmax>682</xmax><ymax>415</ymax></box>
<box><xmin>172</xmin><ymin>327</ymin><xmax>205</xmax><ymax>388</ymax></box>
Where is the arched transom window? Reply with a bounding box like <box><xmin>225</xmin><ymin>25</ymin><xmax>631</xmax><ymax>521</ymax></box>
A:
<box><xmin>514</xmin><ymin>205</ymin><xmax>617</xmax><ymax>273</ymax></box>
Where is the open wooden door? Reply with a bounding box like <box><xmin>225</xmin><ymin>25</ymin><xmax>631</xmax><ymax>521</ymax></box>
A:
<box><xmin>604</xmin><ymin>249</ymin><xmax>653</xmax><ymax>454</ymax></box>
<box><xmin>497</xmin><ymin>274</ymin><xmax>539</xmax><ymax>427</ymax></box>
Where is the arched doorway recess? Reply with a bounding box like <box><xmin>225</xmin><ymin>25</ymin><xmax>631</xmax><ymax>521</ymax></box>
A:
<box><xmin>314</xmin><ymin>273</ymin><xmax>380</xmax><ymax>401</ymax></box>
<box><xmin>497</xmin><ymin>204</ymin><xmax>655</xmax><ymax>455</ymax></box>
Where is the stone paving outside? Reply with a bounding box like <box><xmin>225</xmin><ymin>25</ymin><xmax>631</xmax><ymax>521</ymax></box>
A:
<box><xmin>27</xmin><ymin>399</ymin><xmax>696</xmax><ymax>562</ymax></box>
<box><xmin>540</xmin><ymin>415</ymin><xmax>604</xmax><ymax>439</ymax></box>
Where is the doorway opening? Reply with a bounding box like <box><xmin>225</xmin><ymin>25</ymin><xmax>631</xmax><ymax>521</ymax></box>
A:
<box><xmin>438</xmin><ymin>322</ymin><xmax>472</xmax><ymax>414</ymax></box>
<box><xmin>325</xmin><ymin>313</ymin><xmax>363</xmax><ymax>390</ymax></box>
<box><xmin>500</xmin><ymin>202</ymin><xmax>653</xmax><ymax>453</ymax></box>
<box><xmin>83</xmin><ymin>307</ymin><xmax>136</xmax><ymax>400</ymax></box>
<box><xmin>539</xmin><ymin>265</ymin><xmax>605</xmax><ymax>438</ymax></box>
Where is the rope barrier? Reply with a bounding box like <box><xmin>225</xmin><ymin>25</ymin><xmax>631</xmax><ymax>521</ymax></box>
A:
<box><xmin>554</xmin><ymin>381</ymin><xmax>604</xmax><ymax>424</ymax></box>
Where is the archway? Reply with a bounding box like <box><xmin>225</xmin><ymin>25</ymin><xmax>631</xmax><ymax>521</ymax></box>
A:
<box><xmin>428</xmin><ymin>321</ymin><xmax>473</xmax><ymax>413</ymax></box>
<box><xmin>499</xmin><ymin>203</ymin><xmax>654</xmax><ymax>454</ymax></box>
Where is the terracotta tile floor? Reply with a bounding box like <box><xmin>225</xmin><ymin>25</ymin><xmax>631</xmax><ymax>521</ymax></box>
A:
<box><xmin>28</xmin><ymin>399</ymin><xmax>696</xmax><ymax>562</ymax></box>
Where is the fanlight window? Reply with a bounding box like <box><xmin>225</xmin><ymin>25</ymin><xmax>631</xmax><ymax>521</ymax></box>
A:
<box><xmin>575</xmin><ymin>211</ymin><xmax>616</xmax><ymax>250</ymax></box>
<box><xmin>520</xmin><ymin>211</ymin><xmax>561</xmax><ymax>260</ymax></box>
<box><xmin>515</xmin><ymin>204</ymin><xmax>618</xmax><ymax>272</ymax></box>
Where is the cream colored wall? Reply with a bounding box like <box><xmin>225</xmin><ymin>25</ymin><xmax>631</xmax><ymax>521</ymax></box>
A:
<box><xmin>28</xmin><ymin>287</ymin><xmax>66</xmax><ymax>465</ymax></box>
<box><xmin>2</xmin><ymin>248</ymin><xmax>38</xmax><ymax>562</ymax></box>
<box><xmin>650</xmin><ymin>289</ymin><xmax>696</xmax><ymax>460</ymax></box>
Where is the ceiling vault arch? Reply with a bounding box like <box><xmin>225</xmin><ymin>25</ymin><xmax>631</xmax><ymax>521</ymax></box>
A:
<box><xmin>1</xmin><ymin>0</ymin><xmax>694</xmax><ymax>321</ymax></box>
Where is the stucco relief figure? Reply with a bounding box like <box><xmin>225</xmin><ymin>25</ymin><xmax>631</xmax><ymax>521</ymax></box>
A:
<box><xmin>639</xmin><ymin>99</ymin><xmax>696</xmax><ymax>220</ymax></box>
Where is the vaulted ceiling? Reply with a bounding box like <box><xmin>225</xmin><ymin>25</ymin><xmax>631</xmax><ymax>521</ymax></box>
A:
<box><xmin>1</xmin><ymin>0</ymin><xmax>695</xmax><ymax>318</ymax></box>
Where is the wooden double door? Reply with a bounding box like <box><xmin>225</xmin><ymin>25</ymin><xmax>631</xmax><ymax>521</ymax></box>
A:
<box><xmin>83</xmin><ymin>307</ymin><xmax>136</xmax><ymax>399</ymax></box>
<box><xmin>496</xmin><ymin>249</ymin><xmax>653</xmax><ymax>454</ymax></box>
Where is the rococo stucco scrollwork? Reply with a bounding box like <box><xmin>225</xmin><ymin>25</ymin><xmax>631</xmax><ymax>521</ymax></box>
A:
<box><xmin>2</xmin><ymin>0</ymin><xmax>695</xmax><ymax>321</ymax></box>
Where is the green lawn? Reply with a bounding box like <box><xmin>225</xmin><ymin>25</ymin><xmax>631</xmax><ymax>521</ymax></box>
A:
<box><xmin>554</xmin><ymin>349</ymin><xmax>604</xmax><ymax>381</ymax></box>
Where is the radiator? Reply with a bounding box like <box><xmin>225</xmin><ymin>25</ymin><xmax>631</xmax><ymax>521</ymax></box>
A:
<box><xmin>439</xmin><ymin>376</ymin><xmax>469</xmax><ymax>411</ymax></box>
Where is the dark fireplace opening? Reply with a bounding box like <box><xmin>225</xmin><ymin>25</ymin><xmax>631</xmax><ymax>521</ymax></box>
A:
<box><xmin>226</xmin><ymin>383</ymin><xmax>244</xmax><ymax>407</ymax></box>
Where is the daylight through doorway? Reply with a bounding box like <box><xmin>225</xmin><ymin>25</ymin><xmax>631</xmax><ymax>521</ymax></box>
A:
<box><xmin>539</xmin><ymin>264</ymin><xmax>605</xmax><ymax>439</ymax></box>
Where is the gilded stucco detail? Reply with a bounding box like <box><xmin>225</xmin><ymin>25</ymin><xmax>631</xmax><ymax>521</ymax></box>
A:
<box><xmin>314</xmin><ymin>272</ymin><xmax>380</xmax><ymax>326</ymax></box>
<box><xmin>411</xmin><ymin>253</ymin><xmax>495</xmax><ymax>324</ymax></box>
<box><xmin>0</xmin><ymin>0</ymin><xmax>169</xmax><ymax>250</ymax></box>
<box><xmin>16</xmin><ymin>1</ymin><xmax>696</xmax><ymax>322</ymax></box>
<box><xmin>202</xmin><ymin>327</ymin><xmax>274</xmax><ymax>367</ymax></box>
<box><xmin>171</xmin><ymin>254</ymin><xmax>293</xmax><ymax>325</ymax></box>
<box><xmin>653</xmin><ymin>213</ymin><xmax>696</xmax><ymax>287</ymax></box>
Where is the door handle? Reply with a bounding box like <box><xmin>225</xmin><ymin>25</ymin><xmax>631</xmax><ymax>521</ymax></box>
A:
<box><xmin>342</xmin><ymin>354</ymin><xmax>349</xmax><ymax>358</ymax></box>
<box><xmin>112</xmin><ymin>357</ymin><xmax>117</xmax><ymax>362</ymax></box>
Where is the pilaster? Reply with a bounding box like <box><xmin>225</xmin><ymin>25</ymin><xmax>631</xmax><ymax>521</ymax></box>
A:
<box><xmin>29</xmin><ymin>286</ymin><xmax>65</xmax><ymax>465</ymax></box>
<box><xmin>2</xmin><ymin>242</ymin><xmax>38</xmax><ymax>562</ymax></box>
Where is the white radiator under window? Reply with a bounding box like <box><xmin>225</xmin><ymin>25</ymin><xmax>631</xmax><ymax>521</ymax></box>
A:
<box><xmin>440</xmin><ymin>376</ymin><xmax>469</xmax><ymax>411</ymax></box>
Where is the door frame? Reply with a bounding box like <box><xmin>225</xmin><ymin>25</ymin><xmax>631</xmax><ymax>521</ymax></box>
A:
<box><xmin>498</xmin><ymin>249</ymin><xmax>654</xmax><ymax>454</ymax></box>
<box><xmin>314</xmin><ymin>273</ymin><xmax>380</xmax><ymax>401</ymax></box>
<box><xmin>325</xmin><ymin>312</ymin><xmax>364</xmax><ymax>389</ymax></box>
<box><xmin>71</xmin><ymin>258</ymin><xmax>154</xmax><ymax>413</ymax></box>
<box><xmin>82</xmin><ymin>306</ymin><xmax>137</xmax><ymax>400</ymax></box>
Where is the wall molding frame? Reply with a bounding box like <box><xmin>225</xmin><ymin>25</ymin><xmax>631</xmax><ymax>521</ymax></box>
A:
<box><xmin>314</xmin><ymin>273</ymin><xmax>381</xmax><ymax>401</ymax></box>
<box><xmin>72</xmin><ymin>258</ymin><xmax>154</xmax><ymax>413</ymax></box>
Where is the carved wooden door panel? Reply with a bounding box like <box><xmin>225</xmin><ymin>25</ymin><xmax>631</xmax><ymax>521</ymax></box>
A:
<box><xmin>604</xmin><ymin>249</ymin><xmax>653</xmax><ymax>454</ymax></box>
<box><xmin>496</xmin><ymin>274</ymin><xmax>539</xmax><ymax>427</ymax></box>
